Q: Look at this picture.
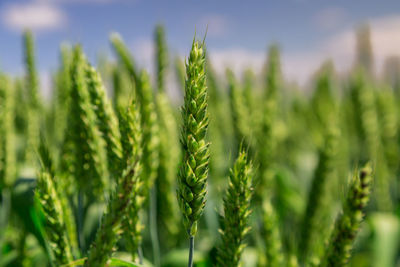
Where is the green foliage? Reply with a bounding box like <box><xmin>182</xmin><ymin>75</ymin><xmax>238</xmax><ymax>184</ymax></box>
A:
<box><xmin>299</xmin><ymin>128</ymin><xmax>339</xmax><ymax>262</ymax></box>
<box><xmin>0</xmin><ymin>75</ymin><xmax>16</xmax><ymax>188</ymax></box>
<box><xmin>53</xmin><ymin>45</ymin><xmax>72</xmax><ymax>147</ymax></box>
<box><xmin>260</xmin><ymin>201</ymin><xmax>284</xmax><ymax>267</ymax></box>
<box><xmin>321</xmin><ymin>164</ymin><xmax>372</xmax><ymax>267</ymax></box>
<box><xmin>156</xmin><ymin>91</ymin><xmax>181</xmax><ymax>246</ymax></box>
<box><xmin>118</xmin><ymin>100</ymin><xmax>144</xmax><ymax>262</ymax></box>
<box><xmin>84</xmin><ymin>157</ymin><xmax>141</xmax><ymax>266</ymax></box>
<box><xmin>39</xmin><ymin>138</ymin><xmax>79</xmax><ymax>257</ymax></box>
<box><xmin>23</xmin><ymin>30</ymin><xmax>40</xmax><ymax>109</ymax></box>
<box><xmin>265</xmin><ymin>44</ymin><xmax>281</xmax><ymax>101</ymax></box>
<box><xmin>1</xmin><ymin>26</ymin><xmax>395</xmax><ymax>267</ymax></box>
<box><xmin>155</xmin><ymin>25</ymin><xmax>168</xmax><ymax>93</ymax></box>
<box><xmin>110</xmin><ymin>33</ymin><xmax>139</xmax><ymax>84</ymax></box>
<box><xmin>154</xmin><ymin>25</ymin><xmax>181</xmax><ymax>248</ymax></box>
<box><xmin>254</xmin><ymin>45</ymin><xmax>282</xmax><ymax>203</ymax></box>
<box><xmin>227</xmin><ymin>69</ymin><xmax>251</xmax><ymax>151</ymax></box>
<box><xmin>111</xmin><ymin>34</ymin><xmax>160</xmax><ymax>199</ymax></box>
<box><xmin>36</xmin><ymin>168</ymin><xmax>73</xmax><ymax>265</ymax></box>
<box><xmin>86</xmin><ymin>64</ymin><xmax>123</xmax><ymax>178</ymax></box>
<box><xmin>349</xmin><ymin>70</ymin><xmax>390</xmax><ymax>210</ymax></box>
<box><xmin>112</xmin><ymin>65</ymin><xmax>132</xmax><ymax>108</ymax></box>
<box><xmin>67</xmin><ymin>45</ymin><xmax>109</xmax><ymax>197</ymax></box>
<box><xmin>23</xmin><ymin>30</ymin><xmax>41</xmax><ymax>165</ymax></box>
<box><xmin>217</xmin><ymin>148</ymin><xmax>253</xmax><ymax>267</ymax></box>
<box><xmin>136</xmin><ymin>71</ymin><xmax>160</xmax><ymax>199</ymax></box>
<box><xmin>154</xmin><ymin>26</ymin><xmax>181</xmax><ymax>239</ymax></box>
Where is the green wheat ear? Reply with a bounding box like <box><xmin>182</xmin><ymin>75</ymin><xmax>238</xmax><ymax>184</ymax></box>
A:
<box><xmin>243</xmin><ymin>68</ymin><xmax>255</xmax><ymax>120</ymax></box>
<box><xmin>36</xmin><ymin>171</ymin><xmax>74</xmax><ymax>265</ymax></box>
<box><xmin>217</xmin><ymin>148</ymin><xmax>254</xmax><ymax>267</ymax></box>
<box><xmin>36</xmin><ymin>146</ymin><xmax>73</xmax><ymax>265</ymax></box>
<box><xmin>299</xmin><ymin>127</ymin><xmax>339</xmax><ymax>262</ymax></box>
<box><xmin>84</xmin><ymin>91</ymin><xmax>142</xmax><ymax>267</ymax></box>
<box><xmin>154</xmin><ymin>24</ymin><xmax>181</xmax><ymax>246</ymax></box>
<box><xmin>178</xmin><ymin>38</ymin><xmax>210</xmax><ymax>267</ymax></box>
<box><xmin>321</xmin><ymin>164</ymin><xmax>373</xmax><ymax>267</ymax></box>
<box><xmin>68</xmin><ymin>45</ymin><xmax>109</xmax><ymax>197</ymax></box>
<box><xmin>136</xmin><ymin>70</ymin><xmax>160</xmax><ymax>199</ymax></box>
<box><xmin>23</xmin><ymin>30</ymin><xmax>41</xmax><ymax>165</ymax></box>
<box><xmin>84</xmin><ymin>155</ymin><xmax>142</xmax><ymax>267</ymax></box>
<box><xmin>156</xmin><ymin>91</ymin><xmax>181</xmax><ymax>245</ymax></box>
<box><xmin>118</xmin><ymin>99</ymin><xmax>145</xmax><ymax>262</ymax></box>
<box><xmin>254</xmin><ymin>45</ymin><xmax>282</xmax><ymax>204</ymax></box>
<box><xmin>350</xmin><ymin>70</ymin><xmax>390</xmax><ymax>210</ymax></box>
<box><xmin>23</xmin><ymin>30</ymin><xmax>40</xmax><ymax>109</ymax></box>
<box><xmin>53</xmin><ymin>44</ymin><xmax>72</xmax><ymax>146</ymax></box>
<box><xmin>265</xmin><ymin>44</ymin><xmax>281</xmax><ymax>100</ymax></box>
<box><xmin>227</xmin><ymin>69</ymin><xmax>251</xmax><ymax>152</ymax></box>
<box><xmin>0</xmin><ymin>75</ymin><xmax>16</xmax><ymax>188</ymax></box>
<box><xmin>85</xmin><ymin>64</ymin><xmax>123</xmax><ymax>178</ymax></box>
<box><xmin>111</xmin><ymin>33</ymin><xmax>159</xmax><ymax>199</ymax></box>
<box><xmin>110</xmin><ymin>33</ymin><xmax>139</xmax><ymax>84</ymax></box>
<box><xmin>155</xmin><ymin>24</ymin><xmax>168</xmax><ymax>93</ymax></box>
<box><xmin>260</xmin><ymin>200</ymin><xmax>284</xmax><ymax>267</ymax></box>
<box><xmin>112</xmin><ymin>65</ymin><xmax>132</xmax><ymax>108</ymax></box>
<box><xmin>39</xmin><ymin>136</ymin><xmax>79</xmax><ymax>256</ymax></box>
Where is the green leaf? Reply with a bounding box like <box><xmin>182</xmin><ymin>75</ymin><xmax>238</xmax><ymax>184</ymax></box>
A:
<box><xmin>368</xmin><ymin>213</ymin><xmax>400</xmax><ymax>267</ymax></box>
<box><xmin>162</xmin><ymin>249</ymin><xmax>209</xmax><ymax>267</ymax></box>
<box><xmin>61</xmin><ymin>257</ymin><xmax>141</xmax><ymax>267</ymax></box>
<box><xmin>11</xmin><ymin>178</ymin><xmax>47</xmax><ymax>249</ymax></box>
<box><xmin>0</xmin><ymin>250</ymin><xmax>18</xmax><ymax>266</ymax></box>
<box><xmin>109</xmin><ymin>258</ymin><xmax>141</xmax><ymax>267</ymax></box>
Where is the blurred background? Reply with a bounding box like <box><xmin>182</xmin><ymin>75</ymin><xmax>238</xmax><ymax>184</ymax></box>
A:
<box><xmin>2</xmin><ymin>1</ymin><xmax>400</xmax><ymax>266</ymax></box>
<box><xmin>1</xmin><ymin>0</ymin><xmax>400</xmax><ymax>97</ymax></box>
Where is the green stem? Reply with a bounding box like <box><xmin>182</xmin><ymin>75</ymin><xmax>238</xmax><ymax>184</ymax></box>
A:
<box><xmin>0</xmin><ymin>189</ymin><xmax>10</xmax><ymax>255</ymax></box>
<box><xmin>77</xmin><ymin>191</ymin><xmax>84</xmax><ymax>252</ymax></box>
<box><xmin>149</xmin><ymin>186</ymin><xmax>160</xmax><ymax>267</ymax></box>
<box><xmin>188</xmin><ymin>236</ymin><xmax>194</xmax><ymax>267</ymax></box>
<box><xmin>137</xmin><ymin>247</ymin><xmax>143</xmax><ymax>264</ymax></box>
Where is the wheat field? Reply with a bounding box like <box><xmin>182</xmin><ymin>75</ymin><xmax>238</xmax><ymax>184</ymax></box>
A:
<box><xmin>0</xmin><ymin>24</ymin><xmax>399</xmax><ymax>267</ymax></box>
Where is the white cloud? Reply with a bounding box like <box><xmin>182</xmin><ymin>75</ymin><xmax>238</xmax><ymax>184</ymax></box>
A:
<box><xmin>130</xmin><ymin>38</ymin><xmax>182</xmax><ymax>101</ymax></box>
<box><xmin>132</xmin><ymin>38</ymin><xmax>155</xmax><ymax>73</ymax></box>
<box><xmin>2</xmin><ymin>2</ymin><xmax>66</xmax><ymax>32</ymax></box>
<box><xmin>198</xmin><ymin>14</ymin><xmax>228</xmax><ymax>37</ymax></box>
<box><xmin>309</xmin><ymin>14</ymin><xmax>400</xmax><ymax>76</ymax></box>
<box><xmin>110</xmin><ymin>14</ymin><xmax>400</xmax><ymax>90</ymax></box>
<box><xmin>208</xmin><ymin>48</ymin><xmax>264</xmax><ymax>76</ymax></box>
<box><xmin>208</xmin><ymin>14</ymin><xmax>400</xmax><ymax>85</ymax></box>
<box><xmin>369</xmin><ymin>15</ymin><xmax>400</xmax><ymax>70</ymax></box>
<box><xmin>40</xmin><ymin>71</ymin><xmax>53</xmax><ymax>100</ymax></box>
<box><xmin>314</xmin><ymin>7</ymin><xmax>347</xmax><ymax>30</ymax></box>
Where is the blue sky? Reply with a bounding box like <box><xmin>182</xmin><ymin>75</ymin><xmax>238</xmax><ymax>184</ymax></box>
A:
<box><xmin>1</xmin><ymin>0</ymin><xmax>400</xmax><ymax>86</ymax></box>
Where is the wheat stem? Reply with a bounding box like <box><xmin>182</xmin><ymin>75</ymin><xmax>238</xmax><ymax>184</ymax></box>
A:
<box><xmin>188</xmin><ymin>235</ymin><xmax>194</xmax><ymax>267</ymax></box>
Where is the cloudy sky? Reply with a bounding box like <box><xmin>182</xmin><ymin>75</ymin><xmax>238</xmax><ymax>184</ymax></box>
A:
<box><xmin>1</xmin><ymin>0</ymin><xmax>400</xmax><ymax>87</ymax></box>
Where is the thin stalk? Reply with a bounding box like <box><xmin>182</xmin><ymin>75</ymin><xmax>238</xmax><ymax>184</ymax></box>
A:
<box><xmin>188</xmin><ymin>235</ymin><xmax>194</xmax><ymax>267</ymax></box>
<box><xmin>138</xmin><ymin>247</ymin><xmax>143</xmax><ymax>264</ymax></box>
<box><xmin>0</xmin><ymin>189</ymin><xmax>11</xmax><ymax>251</ymax></box>
<box><xmin>77</xmin><ymin>190</ymin><xmax>84</xmax><ymax>253</ymax></box>
<box><xmin>150</xmin><ymin>186</ymin><xmax>160</xmax><ymax>267</ymax></box>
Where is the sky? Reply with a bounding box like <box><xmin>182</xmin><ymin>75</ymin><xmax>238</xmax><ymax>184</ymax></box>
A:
<box><xmin>1</xmin><ymin>0</ymin><xmax>400</xmax><ymax>93</ymax></box>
